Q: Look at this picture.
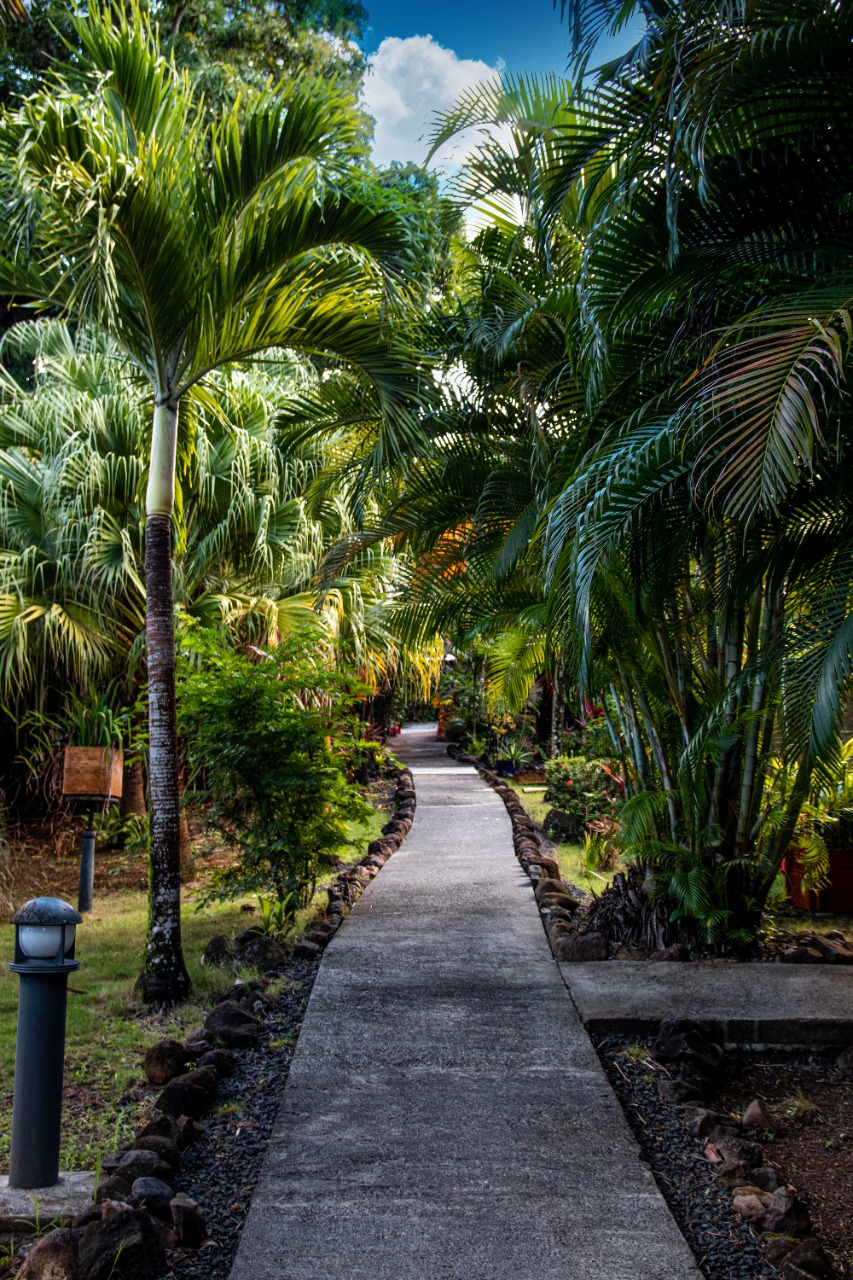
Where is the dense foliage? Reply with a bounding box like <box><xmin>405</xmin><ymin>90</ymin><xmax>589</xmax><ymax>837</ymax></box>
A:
<box><xmin>2</xmin><ymin>0</ymin><xmax>852</xmax><ymax>980</ymax></box>
<box><xmin>179</xmin><ymin>629</ymin><xmax>372</xmax><ymax>914</ymax></box>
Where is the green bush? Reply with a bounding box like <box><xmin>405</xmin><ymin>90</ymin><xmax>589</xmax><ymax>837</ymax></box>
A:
<box><xmin>178</xmin><ymin>628</ymin><xmax>372</xmax><ymax>917</ymax></box>
<box><xmin>560</xmin><ymin>718</ymin><xmax>614</xmax><ymax>760</ymax></box>
<box><xmin>544</xmin><ymin>755</ymin><xmax>623</xmax><ymax>843</ymax></box>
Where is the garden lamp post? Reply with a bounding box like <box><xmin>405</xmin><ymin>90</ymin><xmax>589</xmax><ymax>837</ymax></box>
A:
<box><xmin>8</xmin><ymin>897</ymin><xmax>82</xmax><ymax>1189</ymax></box>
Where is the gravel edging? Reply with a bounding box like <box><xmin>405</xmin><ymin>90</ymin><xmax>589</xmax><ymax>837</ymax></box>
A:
<box><xmin>163</xmin><ymin>763</ymin><xmax>418</xmax><ymax>1278</ymax></box>
<box><xmin>595</xmin><ymin>1034</ymin><xmax>778</xmax><ymax>1280</ymax></box>
<box><xmin>162</xmin><ymin>955</ymin><xmax>320</xmax><ymax>1280</ymax></box>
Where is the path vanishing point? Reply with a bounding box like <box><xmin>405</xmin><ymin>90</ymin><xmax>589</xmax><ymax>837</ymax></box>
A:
<box><xmin>229</xmin><ymin>723</ymin><xmax>701</xmax><ymax>1280</ymax></box>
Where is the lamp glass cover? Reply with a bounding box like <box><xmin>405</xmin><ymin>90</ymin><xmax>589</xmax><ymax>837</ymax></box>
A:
<box><xmin>17</xmin><ymin>924</ymin><xmax>65</xmax><ymax>959</ymax></box>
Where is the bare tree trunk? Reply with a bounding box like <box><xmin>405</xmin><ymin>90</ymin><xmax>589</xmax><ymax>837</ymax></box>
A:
<box><xmin>120</xmin><ymin>758</ymin><xmax>146</xmax><ymax>819</ymax></box>
<box><xmin>178</xmin><ymin>759</ymin><xmax>193</xmax><ymax>873</ymax></box>
<box><xmin>137</xmin><ymin>401</ymin><xmax>190</xmax><ymax>1005</ymax></box>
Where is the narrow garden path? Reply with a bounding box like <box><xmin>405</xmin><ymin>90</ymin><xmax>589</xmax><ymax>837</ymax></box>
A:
<box><xmin>229</xmin><ymin>724</ymin><xmax>700</xmax><ymax>1280</ymax></box>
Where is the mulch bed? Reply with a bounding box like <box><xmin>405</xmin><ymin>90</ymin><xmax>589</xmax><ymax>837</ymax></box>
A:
<box><xmin>161</xmin><ymin>954</ymin><xmax>320</xmax><ymax>1280</ymax></box>
<box><xmin>596</xmin><ymin>1035</ymin><xmax>853</xmax><ymax>1279</ymax></box>
<box><xmin>716</xmin><ymin>1051</ymin><xmax>853</xmax><ymax>1277</ymax></box>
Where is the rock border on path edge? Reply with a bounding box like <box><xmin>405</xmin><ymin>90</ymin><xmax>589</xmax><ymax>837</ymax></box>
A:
<box><xmin>17</xmin><ymin>766</ymin><xmax>418</xmax><ymax>1280</ymax></box>
<box><xmin>475</xmin><ymin>763</ymin><xmax>609</xmax><ymax>962</ymax></box>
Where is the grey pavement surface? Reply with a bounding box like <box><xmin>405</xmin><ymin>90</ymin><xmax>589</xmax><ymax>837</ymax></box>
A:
<box><xmin>562</xmin><ymin>959</ymin><xmax>853</xmax><ymax>1045</ymax></box>
<box><xmin>0</xmin><ymin>1172</ymin><xmax>96</xmax><ymax>1232</ymax></box>
<box><xmin>229</xmin><ymin>724</ymin><xmax>700</xmax><ymax>1280</ymax></box>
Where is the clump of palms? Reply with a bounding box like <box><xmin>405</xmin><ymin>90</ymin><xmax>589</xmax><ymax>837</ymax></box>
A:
<box><xmin>0</xmin><ymin>4</ymin><xmax>424</xmax><ymax>1000</ymax></box>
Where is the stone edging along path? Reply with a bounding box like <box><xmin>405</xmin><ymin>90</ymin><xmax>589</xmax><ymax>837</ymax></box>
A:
<box><xmin>476</xmin><ymin>762</ymin><xmax>853</xmax><ymax>1047</ymax></box>
<box><xmin>226</xmin><ymin>724</ymin><xmax>702</xmax><ymax>1280</ymax></box>
<box><xmin>10</xmin><ymin>766</ymin><xmax>417</xmax><ymax>1280</ymax></box>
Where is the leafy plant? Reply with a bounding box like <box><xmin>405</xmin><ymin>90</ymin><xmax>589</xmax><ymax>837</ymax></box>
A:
<box><xmin>545</xmin><ymin>755</ymin><xmax>624</xmax><ymax>842</ymax></box>
<box><xmin>93</xmin><ymin>806</ymin><xmax>149</xmax><ymax>855</ymax></box>
<box><xmin>64</xmin><ymin>690</ymin><xmax>129</xmax><ymax>749</ymax></box>
<box><xmin>257</xmin><ymin>895</ymin><xmax>294</xmax><ymax>934</ymax></box>
<box><xmin>179</xmin><ymin>627</ymin><xmax>373</xmax><ymax>917</ymax></box>
<box><xmin>502</xmin><ymin>739</ymin><xmax>533</xmax><ymax>767</ymax></box>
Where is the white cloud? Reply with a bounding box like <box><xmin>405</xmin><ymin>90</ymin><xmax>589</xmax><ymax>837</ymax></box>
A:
<box><xmin>361</xmin><ymin>35</ymin><xmax>501</xmax><ymax>170</ymax></box>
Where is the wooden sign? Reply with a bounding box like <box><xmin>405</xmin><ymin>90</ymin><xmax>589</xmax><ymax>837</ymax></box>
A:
<box><xmin>62</xmin><ymin>747</ymin><xmax>124</xmax><ymax>800</ymax></box>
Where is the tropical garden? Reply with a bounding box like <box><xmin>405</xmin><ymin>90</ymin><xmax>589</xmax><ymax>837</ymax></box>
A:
<box><xmin>0</xmin><ymin>0</ymin><xmax>851</xmax><ymax>1011</ymax></box>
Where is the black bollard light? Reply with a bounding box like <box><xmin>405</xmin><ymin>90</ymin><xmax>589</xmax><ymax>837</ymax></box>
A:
<box><xmin>78</xmin><ymin>817</ymin><xmax>96</xmax><ymax>914</ymax></box>
<box><xmin>8</xmin><ymin>897</ymin><xmax>82</xmax><ymax>1189</ymax></box>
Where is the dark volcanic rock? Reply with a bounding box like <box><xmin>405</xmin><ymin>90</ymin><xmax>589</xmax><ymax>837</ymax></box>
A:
<box><xmin>649</xmin><ymin>943</ymin><xmax>691</xmax><ymax>962</ymax></box>
<box><xmin>156</xmin><ymin>1067</ymin><xmax>218</xmax><ymax>1119</ymax></box>
<box><xmin>18</xmin><ymin>1228</ymin><xmax>78</xmax><ymax>1279</ymax></box>
<box><xmin>95</xmin><ymin>1174</ymin><xmax>132</xmax><ymax>1203</ymax></box>
<box><xmin>199</xmin><ymin>935</ymin><xmax>233</xmax><ymax>968</ymax></box>
<box><xmin>293</xmin><ymin>939</ymin><xmax>321</xmax><ymax>959</ymax></box>
<box><xmin>106</xmin><ymin>1149</ymin><xmax>172</xmax><ymax>1184</ymax></box>
<box><xmin>755</xmin><ymin>1187</ymin><xmax>812</xmax><ymax>1235</ymax></box>
<box><xmin>175</xmin><ymin>1116</ymin><xmax>205</xmax><ymax>1149</ymax></box>
<box><xmin>132</xmin><ymin>1134</ymin><xmax>182</xmax><ymax>1170</ymax></box>
<box><xmin>781</xmin><ymin>1238</ymin><xmax>838</xmax><ymax>1280</ymax></box>
<box><xmin>77</xmin><ymin>1206</ymin><xmax>166</xmax><ymax>1280</ymax></box>
<box><xmin>204</xmin><ymin>999</ymin><xmax>261</xmax><ymax>1048</ymax></box>
<box><xmin>131</xmin><ymin>1176</ymin><xmax>175</xmax><ymax>1219</ymax></box>
<box><xmin>552</xmin><ymin>931</ymin><xmax>609</xmax><ymax>961</ymax></box>
<box><xmin>135</xmin><ymin>1114</ymin><xmax>180</xmax><ymax>1144</ymax></box>
<box><xmin>197</xmin><ymin>1048</ymin><xmax>236</xmax><ymax>1079</ymax></box>
<box><xmin>170</xmin><ymin>1193</ymin><xmax>207</xmax><ymax>1248</ymax></box>
<box><xmin>234</xmin><ymin>935</ymin><xmax>288</xmax><ymax>972</ymax></box>
<box><xmin>143</xmin><ymin>1038</ymin><xmax>189</xmax><ymax>1086</ymax></box>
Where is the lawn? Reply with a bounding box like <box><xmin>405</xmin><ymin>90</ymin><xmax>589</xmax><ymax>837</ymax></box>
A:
<box><xmin>507</xmin><ymin>781</ymin><xmax>620</xmax><ymax>894</ymax></box>
<box><xmin>0</xmin><ymin>797</ymin><xmax>387</xmax><ymax>1174</ymax></box>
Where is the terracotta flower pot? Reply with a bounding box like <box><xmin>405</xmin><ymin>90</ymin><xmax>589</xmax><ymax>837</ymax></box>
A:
<box><xmin>786</xmin><ymin>846</ymin><xmax>853</xmax><ymax>913</ymax></box>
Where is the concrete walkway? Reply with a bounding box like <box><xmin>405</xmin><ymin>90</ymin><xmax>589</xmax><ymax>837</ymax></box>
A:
<box><xmin>229</xmin><ymin>724</ymin><xmax>700</xmax><ymax>1280</ymax></box>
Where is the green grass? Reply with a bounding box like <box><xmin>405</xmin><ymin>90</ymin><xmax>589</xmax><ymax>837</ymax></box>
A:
<box><xmin>507</xmin><ymin>782</ymin><xmax>621</xmax><ymax>893</ymax></box>
<box><xmin>0</xmin><ymin>894</ymin><xmax>256</xmax><ymax>1172</ymax></box>
<box><xmin>0</xmin><ymin>803</ymin><xmax>388</xmax><ymax>1175</ymax></box>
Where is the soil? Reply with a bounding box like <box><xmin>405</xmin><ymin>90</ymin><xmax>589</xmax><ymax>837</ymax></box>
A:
<box><xmin>717</xmin><ymin>1050</ymin><xmax>853</xmax><ymax>1277</ymax></box>
<box><xmin>3</xmin><ymin>772</ymin><xmax>398</xmax><ymax>906</ymax></box>
<box><xmin>597</xmin><ymin>1035</ymin><xmax>853</xmax><ymax>1279</ymax></box>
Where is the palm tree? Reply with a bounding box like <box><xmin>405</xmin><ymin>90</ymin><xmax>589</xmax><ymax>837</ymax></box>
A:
<box><xmin>0</xmin><ymin>6</ymin><xmax>424</xmax><ymax>1001</ymax></box>
<box><xmin>0</xmin><ymin>0</ymin><xmax>28</xmax><ymax>22</ymax></box>
<box><xmin>412</xmin><ymin>31</ymin><xmax>853</xmax><ymax>944</ymax></box>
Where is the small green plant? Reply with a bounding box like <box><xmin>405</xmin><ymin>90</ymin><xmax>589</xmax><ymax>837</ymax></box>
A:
<box><xmin>783</xmin><ymin>1092</ymin><xmax>817</xmax><ymax>1120</ymax></box>
<box><xmin>257</xmin><ymin>895</ymin><xmax>294</xmax><ymax>934</ymax></box>
<box><xmin>94</xmin><ymin>807</ymin><xmax>148</xmax><ymax>854</ymax></box>
<box><xmin>503</xmin><ymin>739</ymin><xmax>534</xmax><ymax>768</ymax></box>
<box><xmin>465</xmin><ymin>732</ymin><xmax>489</xmax><ymax>757</ymax></box>
<box><xmin>618</xmin><ymin>1043</ymin><xmax>647</xmax><ymax>1062</ymax></box>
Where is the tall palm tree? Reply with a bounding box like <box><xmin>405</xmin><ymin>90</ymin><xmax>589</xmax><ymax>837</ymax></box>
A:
<box><xmin>0</xmin><ymin>0</ymin><xmax>28</xmax><ymax>22</ymax></box>
<box><xmin>0</xmin><ymin>5</ymin><xmax>424</xmax><ymax>1001</ymax></box>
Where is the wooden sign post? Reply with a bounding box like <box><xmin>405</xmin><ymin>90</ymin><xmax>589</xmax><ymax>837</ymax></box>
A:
<box><xmin>61</xmin><ymin>747</ymin><xmax>123</xmax><ymax>913</ymax></box>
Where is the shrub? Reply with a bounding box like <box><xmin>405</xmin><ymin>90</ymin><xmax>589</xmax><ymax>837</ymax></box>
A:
<box><xmin>178</xmin><ymin>628</ymin><xmax>372</xmax><ymax>917</ymax></box>
<box><xmin>543</xmin><ymin>755</ymin><xmax>624</xmax><ymax>843</ymax></box>
<box><xmin>560</xmin><ymin>717</ymin><xmax>614</xmax><ymax>761</ymax></box>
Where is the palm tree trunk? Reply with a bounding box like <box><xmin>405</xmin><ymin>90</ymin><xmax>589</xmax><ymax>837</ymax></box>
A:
<box><xmin>137</xmin><ymin>401</ymin><xmax>190</xmax><ymax>1004</ymax></box>
<box><xmin>119</xmin><ymin>758</ymin><xmax>146</xmax><ymax>818</ymax></box>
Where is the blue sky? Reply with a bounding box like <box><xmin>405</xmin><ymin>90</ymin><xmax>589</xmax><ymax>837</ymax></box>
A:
<box><xmin>362</xmin><ymin>1</ymin><xmax>576</xmax><ymax>79</ymax></box>
<box><xmin>357</xmin><ymin>2</ymin><xmax>641</xmax><ymax>168</ymax></box>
